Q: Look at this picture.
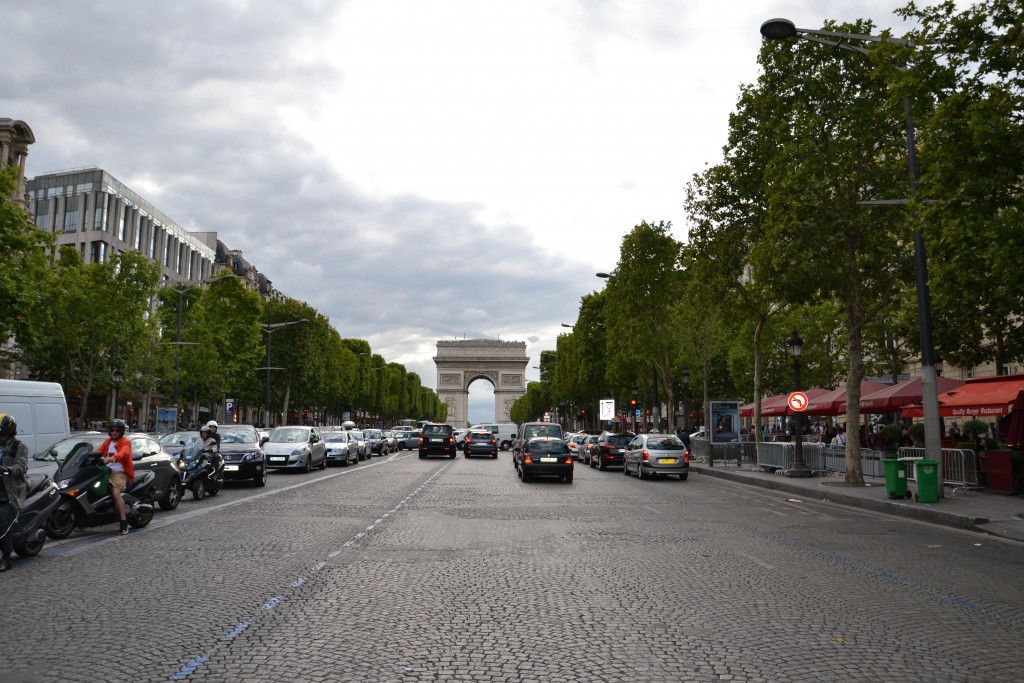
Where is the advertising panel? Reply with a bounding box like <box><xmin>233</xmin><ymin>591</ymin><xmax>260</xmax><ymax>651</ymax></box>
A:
<box><xmin>710</xmin><ymin>400</ymin><xmax>740</xmax><ymax>443</ymax></box>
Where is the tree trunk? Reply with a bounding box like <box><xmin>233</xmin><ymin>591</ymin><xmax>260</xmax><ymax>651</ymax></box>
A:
<box><xmin>281</xmin><ymin>379</ymin><xmax>292</xmax><ymax>427</ymax></box>
<box><xmin>753</xmin><ymin>315</ymin><xmax>765</xmax><ymax>449</ymax></box>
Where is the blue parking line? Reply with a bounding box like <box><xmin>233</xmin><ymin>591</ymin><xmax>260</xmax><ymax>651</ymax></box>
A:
<box><xmin>224</xmin><ymin>622</ymin><xmax>250</xmax><ymax>640</ymax></box>
<box><xmin>171</xmin><ymin>655</ymin><xmax>209</xmax><ymax>679</ymax></box>
<box><xmin>262</xmin><ymin>596</ymin><xmax>283</xmax><ymax>610</ymax></box>
<box><xmin>946</xmin><ymin>596</ymin><xmax>985</xmax><ymax>611</ymax></box>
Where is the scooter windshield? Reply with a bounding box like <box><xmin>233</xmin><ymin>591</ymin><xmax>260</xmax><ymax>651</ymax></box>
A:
<box><xmin>56</xmin><ymin>445</ymin><xmax>103</xmax><ymax>479</ymax></box>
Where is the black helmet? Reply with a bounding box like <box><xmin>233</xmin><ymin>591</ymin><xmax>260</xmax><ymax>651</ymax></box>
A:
<box><xmin>108</xmin><ymin>419</ymin><xmax>128</xmax><ymax>434</ymax></box>
<box><xmin>0</xmin><ymin>413</ymin><xmax>15</xmax><ymax>438</ymax></box>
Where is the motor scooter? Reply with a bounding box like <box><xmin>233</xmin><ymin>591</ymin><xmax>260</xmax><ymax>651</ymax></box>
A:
<box><xmin>9</xmin><ymin>472</ymin><xmax>62</xmax><ymax>557</ymax></box>
<box><xmin>178</xmin><ymin>439</ymin><xmax>221</xmax><ymax>501</ymax></box>
<box><xmin>44</xmin><ymin>450</ymin><xmax>156</xmax><ymax>539</ymax></box>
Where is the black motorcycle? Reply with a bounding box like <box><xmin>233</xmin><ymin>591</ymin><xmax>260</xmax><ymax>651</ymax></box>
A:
<box><xmin>178</xmin><ymin>440</ymin><xmax>221</xmax><ymax>501</ymax></box>
<box><xmin>44</xmin><ymin>450</ymin><xmax>156</xmax><ymax>539</ymax></box>
<box><xmin>8</xmin><ymin>472</ymin><xmax>62</xmax><ymax>557</ymax></box>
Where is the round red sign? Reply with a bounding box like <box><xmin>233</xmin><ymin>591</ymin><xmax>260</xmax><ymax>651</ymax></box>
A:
<box><xmin>788</xmin><ymin>391</ymin><xmax>809</xmax><ymax>412</ymax></box>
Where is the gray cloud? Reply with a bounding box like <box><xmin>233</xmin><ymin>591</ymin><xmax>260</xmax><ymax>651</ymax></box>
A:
<box><xmin>1</xmin><ymin>0</ymin><xmax>589</xmax><ymax>388</ymax></box>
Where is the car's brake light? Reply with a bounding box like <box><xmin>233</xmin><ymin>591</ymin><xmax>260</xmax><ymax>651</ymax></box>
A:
<box><xmin>642</xmin><ymin>449</ymin><xmax>650</xmax><ymax>462</ymax></box>
<box><xmin>564</xmin><ymin>456</ymin><xmax>573</xmax><ymax>464</ymax></box>
<box><xmin>419</xmin><ymin>437</ymin><xmax>425</xmax><ymax>444</ymax></box>
<box><xmin>523</xmin><ymin>455</ymin><xmax>533</xmax><ymax>464</ymax></box>
<box><xmin>684</xmin><ymin>453</ymin><xmax>690</xmax><ymax>463</ymax></box>
<box><xmin>447</xmin><ymin>437</ymin><xmax>454</xmax><ymax>444</ymax></box>
<box><xmin>490</xmin><ymin>439</ymin><xmax>496</xmax><ymax>445</ymax></box>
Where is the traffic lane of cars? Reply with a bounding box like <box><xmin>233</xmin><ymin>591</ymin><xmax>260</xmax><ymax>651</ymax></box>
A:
<box><xmin>1</xmin><ymin>449</ymin><xmax>449</xmax><ymax>683</ymax></box>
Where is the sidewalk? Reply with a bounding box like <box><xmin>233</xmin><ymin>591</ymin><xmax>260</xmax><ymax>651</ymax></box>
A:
<box><xmin>691</xmin><ymin>462</ymin><xmax>1024</xmax><ymax>543</ymax></box>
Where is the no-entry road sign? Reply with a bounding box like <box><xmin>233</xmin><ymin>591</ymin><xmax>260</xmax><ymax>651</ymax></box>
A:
<box><xmin>788</xmin><ymin>391</ymin><xmax>809</xmax><ymax>412</ymax></box>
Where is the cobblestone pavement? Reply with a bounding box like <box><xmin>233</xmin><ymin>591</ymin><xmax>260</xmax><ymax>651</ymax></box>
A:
<box><xmin>2</xmin><ymin>451</ymin><xmax>1022</xmax><ymax>682</ymax></box>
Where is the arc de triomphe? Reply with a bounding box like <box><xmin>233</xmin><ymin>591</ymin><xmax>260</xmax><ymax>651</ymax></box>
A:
<box><xmin>434</xmin><ymin>340</ymin><xmax>528</xmax><ymax>426</ymax></box>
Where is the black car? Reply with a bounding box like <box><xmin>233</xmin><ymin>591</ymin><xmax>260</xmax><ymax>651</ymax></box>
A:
<box><xmin>463</xmin><ymin>429</ymin><xmax>498</xmax><ymax>458</ymax></box>
<box><xmin>43</xmin><ymin>433</ymin><xmax>184</xmax><ymax>511</ymax></box>
<box><xmin>216</xmin><ymin>424</ymin><xmax>267</xmax><ymax>487</ymax></box>
<box><xmin>589</xmin><ymin>432</ymin><xmax>634</xmax><ymax>471</ymax></box>
<box><xmin>419</xmin><ymin>423</ymin><xmax>456</xmax><ymax>459</ymax></box>
<box><xmin>516</xmin><ymin>437</ymin><xmax>573</xmax><ymax>483</ymax></box>
<box><xmin>363</xmin><ymin>429</ymin><xmax>388</xmax><ymax>456</ymax></box>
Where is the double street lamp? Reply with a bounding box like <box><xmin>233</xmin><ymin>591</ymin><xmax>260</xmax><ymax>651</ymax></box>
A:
<box><xmin>760</xmin><ymin>17</ymin><xmax>942</xmax><ymax>466</ymax></box>
<box><xmin>260</xmin><ymin>319</ymin><xmax>308</xmax><ymax>429</ymax></box>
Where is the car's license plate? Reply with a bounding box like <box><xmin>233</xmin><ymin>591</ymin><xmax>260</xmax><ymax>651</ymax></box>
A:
<box><xmin>269</xmin><ymin>456</ymin><xmax>286</xmax><ymax>462</ymax></box>
<box><xmin>223</xmin><ymin>464</ymin><xmax>239</xmax><ymax>471</ymax></box>
<box><xmin>540</xmin><ymin>457</ymin><xmax>558</xmax><ymax>463</ymax></box>
<box><xmin>659</xmin><ymin>458</ymin><xmax>678</xmax><ymax>464</ymax></box>
<box><xmin>431</xmin><ymin>438</ymin><xmax>442</xmax><ymax>443</ymax></box>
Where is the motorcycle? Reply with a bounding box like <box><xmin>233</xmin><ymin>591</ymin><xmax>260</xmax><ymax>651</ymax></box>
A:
<box><xmin>8</xmin><ymin>472</ymin><xmax>62</xmax><ymax>557</ymax></box>
<box><xmin>44</xmin><ymin>450</ymin><xmax>156</xmax><ymax>539</ymax></box>
<box><xmin>178</xmin><ymin>439</ymin><xmax>222</xmax><ymax>501</ymax></box>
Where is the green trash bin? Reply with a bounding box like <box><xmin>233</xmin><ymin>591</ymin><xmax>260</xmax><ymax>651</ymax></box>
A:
<box><xmin>883</xmin><ymin>458</ymin><xmax>910</xmax><ymax>499</ymax></box>
<box><xmin>915</xmin><ymin>459</ymin><xmax>941</xmax><ymax>503</ymax></box>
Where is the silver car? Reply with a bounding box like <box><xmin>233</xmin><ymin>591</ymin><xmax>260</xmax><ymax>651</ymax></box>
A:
<box><xmin>348</xmin><ymin>430</ymin><xmax>370</xmax><ymax>460</ymax></box>
<box><xmin>263</xmin><ymin>426</ymin><xmax>328</xmax><ymax>472</ymax></box>
<box><xmin>322</xmin><ymin>430</ymin><xmax>358</xmax><ymax>466</ymax></box>
<box><xmin>623</xmin><ymin>433</ymin><xmax>690</xmax><ymax>480</ymax></box>
<box><xmin>397</xmin><ymin>430</ymin><xmax>421</xmax><ymax>450</ymax></box>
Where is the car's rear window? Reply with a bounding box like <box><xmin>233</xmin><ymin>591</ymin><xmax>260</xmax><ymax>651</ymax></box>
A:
<box><xmin>523</xmin><ymin>424</ymin><xmax>563</xmax><ymax>441</ymax></box>
<box><xmin>648</xmin><ymin>437</ymin><xmax>685</xmax><ymax>450</ymax></box>
<box><xmin>423</xmin><ymin>425</ymin><xmax>452</xmax><ymax>435</ymax></box>
<box><xmin>605</xmin><ymin>435</ymin><xmax>632</xmax><ymax>446</ymax></box>
<box><xmin>529</xmin><ymin>440</ymin><xmax>569</xmax><ymax>455</ymax></box>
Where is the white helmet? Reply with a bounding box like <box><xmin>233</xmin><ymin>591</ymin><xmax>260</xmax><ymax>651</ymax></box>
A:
<box><xmin>205</xmin><ymin>420</ymin><xmax>219</xmax><ymax>430</ymax></box>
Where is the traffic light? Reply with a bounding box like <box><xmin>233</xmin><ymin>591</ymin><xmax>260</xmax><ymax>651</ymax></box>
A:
<box><xmin>630</xmin><ymin>398</ymin><xmax>637</xmax><ymax>407</ymax></box>
<box><xmin>580</xmin><ymin>408</ymin><xmax>586</xmax><ymax>416</ymax></box>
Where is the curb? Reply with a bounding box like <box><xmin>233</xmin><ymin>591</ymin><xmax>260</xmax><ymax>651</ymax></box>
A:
<box><xmin>692</xmin><ymin>466</ymin><xmax>989</xmax><ymax>532</ymax></box>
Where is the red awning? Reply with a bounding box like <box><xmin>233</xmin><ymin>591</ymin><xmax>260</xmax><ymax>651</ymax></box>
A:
<box><xmin>803</xmin><ymin>380</ymin><xmax>890</xmax><ymax>415</ymax></box>
<box><xmin>741</xmin><ymin>387</ymin><xmax>831</xmax><ymax>417</ymax></box>
<box><xmin>900</xmin><ymin>374</ymin><xmax>1024</xmax><ymax>418</ymax></box>
<box><xmin>860</xmin><ymin>376</ymin><xmax>965</xmax><ymax>413</ymax></box>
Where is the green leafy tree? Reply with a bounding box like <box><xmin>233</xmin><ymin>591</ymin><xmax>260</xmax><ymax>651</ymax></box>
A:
<box><xmin>0</xmin><ymin>165</ymin><xmax>55</xmax><ymax>366</ymax></box>
<box><xmin>22</xmin><ymin>248</ymin><xmax>160</xmax><ymax>428</ymax></box>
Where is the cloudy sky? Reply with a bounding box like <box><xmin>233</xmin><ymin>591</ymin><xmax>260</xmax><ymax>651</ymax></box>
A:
<box><xmin>3</xmin><ymin>0</ymin><xmax>928</xmax><ymax>423</ymax></box>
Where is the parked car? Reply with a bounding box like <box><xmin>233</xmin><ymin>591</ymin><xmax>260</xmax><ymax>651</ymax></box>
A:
<box><xmin>463</xmin><ymin>429</ymin><xmax>498</xmax><ymax>458</ymax></box>
<box><xmin>589</xmin><ymin>432</ymin><xmax>634</xmax><ymax>471</ymax></box>
<box><xmin>263</xmin><ymin>426</ymin><xmax>327</xmax><ymax>472</ymax></box>
<box><xmin>216</xmin><ymin>424</ymin><xmax>267</xmax><ymax>487</ymax></box>
<box><xmin>397</xmin><ymin>430</ymin><xmax>421</xmax><ymax>450</ymax></box>
<box><xmin>624</xmin><ymin>433</ymin><xmax>690</xmax><ymax>480</ymax></box>
<box><xmin>363</xmin><ymin>428</ymin><xmax>387</xmax><ymax>456</ymax></box>
<box><xmin>579</xmin><ymin>434</ymin><xmax>601</xmax><ymax>466</ymax></box>
<box><xmin>419</xmin><ymin>423</ymin><xmax>456</xmax><ymax>459</ymax></box>
<box><xmin>348</xmin><ymin>430</ymin><xmax>370</xmax><ymax>460</ymax></box>
<box><xmin>35</xmin><ymin>432</ymin><xmax>183</xmax><ymax>511</ymax></box>
<box><xmin>381</xmin><ymin>430</ymin><xmax>399</xmax><ymax>453</ymax></box>
<box><xmin>515</xmin><ymin>437</ymin><xmax>573</xmax><ymax>483</ymax></box>
<box><xmin>157</xmin><ymin>430</ymin><xmax>200</xmax><ymax>459</ymax></box>
<box><xmin>323</xmin><ymin>430</ymin><xmax>358</xmax><ymax>466</ymax></box>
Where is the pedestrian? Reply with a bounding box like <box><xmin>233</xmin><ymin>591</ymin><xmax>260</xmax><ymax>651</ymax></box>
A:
<box><xmin>831</xmin><ymin>426</ymin><xmax>847</xmax><ymax>448</ymax></box>
<box><xmin>948</xmin><ymin>422</ymin><xmax>961</xmax><ymax>440</ymax></box>
<box><xmin>92</xmin><ymin>419</ymin><xmax>134</xmax><ymax>536</ymax></box>
<box><xmin>0</xmin><ymin>413</ymin><xmax>29</xmax><ymax>572</ymax></box>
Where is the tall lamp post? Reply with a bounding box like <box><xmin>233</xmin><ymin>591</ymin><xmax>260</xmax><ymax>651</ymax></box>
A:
<box><xmin>110</xmin><ymin>367</ymin><xmax>123</xmax><ymax>423</ymax></box>
<box><xmin>681</xmin><ymin>369</ymin><xmax>690</xmax><ymax>432</ymax></box>
<box><xmin>787</xmin><ymin>331</ymin><xmax>812</xmax><ymax>477</ymax></box>
<box><xmin>759</xmin><ymin>17</ymin><xmax>942</xmax><ymax>466</ymax></box>
<box><xmin>260</xmin><ymin>319</ymin><xmax>308</xmax><ymax>429</ymax></box>
<box><xmin>631</xmin><ymin>386</ymin><xmax>638</xmax><ymax>433</ymax></box>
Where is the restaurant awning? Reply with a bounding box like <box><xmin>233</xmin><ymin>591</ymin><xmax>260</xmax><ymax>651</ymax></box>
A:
<box><xmin>740</xmin><ymin>387</ymin><xmax>831</xmax><ymax>418</ymax></box>
<box><xmin>900</xmin><ymin>374</ymin><xmax>1024</xmax><ymax>418</ymax></box>
<box><xmin>803</xmin><ymin>380</ymin><xmax>890</xmax><ymax>415</ymax></box>
<box><xmin>860</xmin><ymin>376</ymin><xmax>965</xmax><ymax>414</ymax></box>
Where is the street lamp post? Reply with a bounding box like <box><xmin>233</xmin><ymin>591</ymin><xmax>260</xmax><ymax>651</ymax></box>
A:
<box><xmin>260</xmin><ymin>319</ymin><xmax>308</xmax><ymax>429</ymax></box>
<box><xmin>682</xmin><ymin>369</ymin><xmax>690</xmax><ymax>432</ymax></box>
<box><xmin>787</xmin><ymin>331</ymin><xmax>813</xmax><ymax>478</ymax></box>
<box><xmin>759</xmin><ymin>17</ymin><xmax>942</xmax><ymax>466</ymax></box>
<box><xmin>631</xmin><ymin>386</ymin><xmax>638</xmax><ymax>434</ymax></box>
<box><xmin>110</xmin><ymin>367</ymin><xmax>123</xmax><ymax>423</ymax></box>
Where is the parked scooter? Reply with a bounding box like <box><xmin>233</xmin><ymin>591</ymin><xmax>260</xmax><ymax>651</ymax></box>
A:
<box><xmin>44</xmin><ymin>450</ymin><xmax>156</xmax><ymax>539</ymax></box>
<box><xmin>9</xmin><ymin>472</ymin><xmax>62</xmax><ymax>557</ymax></box>
<box><xmin>178</xmin><ymin>439</ymin><xmax>222</xmax><ymax>501</ymax></box>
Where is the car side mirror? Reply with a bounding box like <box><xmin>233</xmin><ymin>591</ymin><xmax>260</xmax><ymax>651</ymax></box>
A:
<box><xmin>48</xmin><ymin>448</ymin><xmax>59</xmax><ymax>461</ymax></box>
<box><xmin>260</xmin><ymin>436</ymin><xmax>269</xmax><ymax>446</ymax></box>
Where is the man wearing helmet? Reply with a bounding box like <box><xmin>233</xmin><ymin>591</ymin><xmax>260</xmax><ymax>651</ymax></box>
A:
<box><xmin>0</xmin><ymin>413</ymin><xmax>29</xmax><ymax>571</ymax></box>
<box><xmin>96</xmin><ymin>419</ymin><xmax>134</xmax><ymax>536</ymax></box>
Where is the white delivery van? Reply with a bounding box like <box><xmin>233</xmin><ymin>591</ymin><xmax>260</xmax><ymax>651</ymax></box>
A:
<box><xmin>469</xmin><ymin>423</ymin><xmax>519</xmax><ymax>451</ymax></box>
<box><xmin>0</xmin><ymin>379</ymin><xmax>71</xmax><ymax>457</ymax></box>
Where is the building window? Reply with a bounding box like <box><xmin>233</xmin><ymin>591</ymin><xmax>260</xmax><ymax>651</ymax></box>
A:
<box><xmin>149</xmin><ymin>224</ymin><xmax>158</xmax><ymax>259</ymax></box>
<box><xmin>93</xmin><ymin>193</ymin><xmax>107</xmax><ymax>231</ymax></box>
<box><xmin>90</xmin><ymin>240</ymin><xmax>107</xmax><ymax>264</ymax></box>
<box><xmin>63</xmin><ymin>203</ymin><xmax>78</xmax><ymax>232</ymax></box>
<box><xmin>117</xmin><ymin>209</ymin><xmax>127</xmax><ymax>242</ymax></box>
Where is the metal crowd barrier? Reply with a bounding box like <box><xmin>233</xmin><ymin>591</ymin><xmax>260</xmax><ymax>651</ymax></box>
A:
<box><xmin>754</xmin><ymin>442</ymin><xmax>887</xmax><ymax>478</ymax></box>
<box><xmin>897</xmin><ymin>446</ymin><xmax>983</xmax><ymax>495</ymax></box>
<box><xmin>690</xmin><ymin>438</ymin><xmax>756</xmax><ymax>467</ymax></box>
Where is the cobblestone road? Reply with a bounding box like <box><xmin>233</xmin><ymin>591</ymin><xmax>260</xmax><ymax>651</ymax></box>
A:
<box><xmin>2</xmin><ymin>451</ymin><xmax>1022</xmax><ymax>682</ymax></box>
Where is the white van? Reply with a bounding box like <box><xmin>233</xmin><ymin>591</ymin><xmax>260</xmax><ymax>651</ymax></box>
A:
<box><xmin>0</xmin><ymin>379</ymin><xmax>71</xmax><ymax>457</ymax></box>
<box><xmin>469</xmin><ymin>423</ymin><xmax>519</xmax><ymax>451</ymax></box>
